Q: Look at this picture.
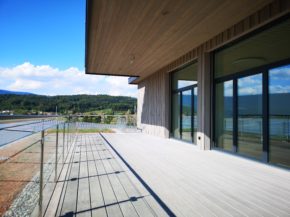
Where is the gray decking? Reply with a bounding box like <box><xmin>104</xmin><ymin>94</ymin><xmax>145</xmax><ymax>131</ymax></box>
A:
<box><xmin>103</xmin><ymin>133</ymin><xmax>290</xmax><ymax>217</ymax></box>
<box><xmin>36</xmin><ymin>133</ymin><xmax>167</xmax><ymax>217</ymax></box>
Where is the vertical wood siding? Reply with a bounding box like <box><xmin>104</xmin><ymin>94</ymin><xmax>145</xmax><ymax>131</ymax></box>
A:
<box><xmin>137</xmin><ymin>71</ymin><xmax>170</xmax><ymax>137</ymax></box>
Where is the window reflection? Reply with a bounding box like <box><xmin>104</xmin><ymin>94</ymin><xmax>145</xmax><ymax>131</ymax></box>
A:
<box><xmin>182</xmin><ymin>90</ymin><xmax>192</xmax><ymax>142</ymax></box>
<box><xmin>269</xmin><ymin>64</ymin><xmax>290</xmax><ymax>167</ymax></box>
<box><xmin>214</xmin><ymin>17</ymin><xmax>290</xmax><ymax>167</ymax></box>
<box><xmin>178</xmin><ymin>80</ymin><xmax>197</xmax><ymax>89</ymax></box>
<box><xmin>172</xmin><ymin>93</ymin><xmax>180</xmax><ymax>139</ymax></box>
<box><xmin>172</xmin><ymin>63</ymin><xmax>197</xmax><ymax>90</ymax></box>
<box><xmin>215</xmin><ymin>81</ymin><xmax>233</xmax><ymax>151</ymax></box>
<box><xmin>215</xmin><ymin>18</ymin><xmax>290</xmax><ymax>78</ymax></box>
<box><xmin>238</xmin><ymin>74</ymin><xmax>263</xmax><ymax>159</ymax></box>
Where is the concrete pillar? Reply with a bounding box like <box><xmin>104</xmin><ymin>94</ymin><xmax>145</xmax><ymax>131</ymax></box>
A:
<box><xmin>197</xmin><ymin>51</ymin><xmax>211</xmax><ymax>150</ymax></box>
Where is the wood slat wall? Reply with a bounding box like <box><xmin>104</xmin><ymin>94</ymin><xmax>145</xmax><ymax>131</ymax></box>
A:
<box><xmin>137</xmin><ymin>0</ymin><xmax>290</xmax><ymax>138</ymax></box>
<box><xmin>137</xmin><ymin>71</ymin><xmax>170</xmax><ymax>138</ymax></box>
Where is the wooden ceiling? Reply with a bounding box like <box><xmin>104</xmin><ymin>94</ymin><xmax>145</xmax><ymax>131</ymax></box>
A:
<box><xmin>85</xmin><ymin>0</ymin><xmax>272</xmax><ymax>80</ymax></box>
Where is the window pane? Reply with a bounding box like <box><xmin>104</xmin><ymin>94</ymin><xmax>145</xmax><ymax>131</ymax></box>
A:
<box><xmin>237</xmin><ymin>74</ymin><xmax>263</xmax><ymax>159</ymax></box>
<box><xmin>172</xmin><ymin>93</ymin><xmax>180</xmax><ymax>139</ymax></box>
<box><xmin>215</xmin><ymin>80</ymin><xmax>233</xmax><ymax>151</ymax></box>
<box><xmin>193</xmin><ymin>87</ymin><xmax>198</xmax><ymax>144</ymax></box>
<box><xmin>269</xmin><ymin>64</ymin><xmax>290</xmax><ymax>167</ymax></box>
<box><xmin>215</xmin><ymin>18</ymin><xmax>290</xmax><ymax>78</ymax></box>
<box><xmin>182</xmin><ymin>90</ymin><xmax>192</xmax><ymax>142</ymax></box>
<box><xmin>172</xmin><ymin>62</ymin><xmax>197</xmax><ymax>90</ymax></box>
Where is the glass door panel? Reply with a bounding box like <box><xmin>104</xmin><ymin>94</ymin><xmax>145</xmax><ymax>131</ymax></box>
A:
<box><xmin>172</xmin><ymin>93</ymin><xmax>181</xmax><ymax>139</ymax></box>
<box><xmin>237</xmin><ymin>74</ymin><xmax>263</xmax><ymax>159</ymax></box>
<box><xmin>181</xmin><ymin>90</ymin><xmax>192</xmax><ymax>142</ymax></box>
<box><xmin>269</xmin><ymin>64</ymin><xmax>290</xmax><ymax>167</ymax></box>
<box><xmin>215</xmin><ymin>81</ymin><xmax>233</xmax><ymax>151</ymax></box>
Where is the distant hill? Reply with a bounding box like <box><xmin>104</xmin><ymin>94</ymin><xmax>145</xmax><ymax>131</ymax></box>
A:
<box><xmin>0</xmin><ymin>94</ymin><xmax>136</xmax><ymax>114</ymax></box>
<box><xmin>0</xmin><ymin>89</ymin><xmax>34</xmax><ymax>95</ymax></box>
<box><xmin>180</xmin><ymin>93</ymin><xmax>290</xmax><ymax>116</ymax></box>
<box><xmin>224</xmin><ymin>93</ymin><xmax>290</xmax><ymax>116</ymax></box>
<box><xmin>180</xmin><ymin>94</ymin><xmax>198</xmax><ymax>113</ymax></box>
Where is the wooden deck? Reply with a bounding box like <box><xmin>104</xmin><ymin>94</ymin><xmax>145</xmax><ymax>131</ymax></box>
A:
<box><xmin>34</xmin><ymin>133</ymin><xmax>167</xmax><ymax>217</ymax></box>
<box><xmin>102</xmin><ymin>133</ymin><xmax>290</xmax><ymax>217</ymax></box>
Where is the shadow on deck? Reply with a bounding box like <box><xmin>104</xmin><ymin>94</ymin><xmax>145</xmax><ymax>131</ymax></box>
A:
<box><xmin>33</xmin><ymin>133</ymin><xmax>169</xmax><ymax>217</ymax></box>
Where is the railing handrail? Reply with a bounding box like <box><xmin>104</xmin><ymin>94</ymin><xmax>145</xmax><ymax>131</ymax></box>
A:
<box><xmin>0</xmin><ymin>119</ymin><xmax>54</xmax><ymax>131</ymax></box>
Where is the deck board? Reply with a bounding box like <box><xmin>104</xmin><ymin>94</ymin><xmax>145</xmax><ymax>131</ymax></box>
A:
<box><xmin>42</xmin><ymin>133</ymin><xmax>164</xmax><ymax>217</ymax></box>
<box><xmin>87</xmin><ymin>136</ymin><xmax>107</xmax><ymax>217</ymax></box>
<box><xmin>102</xmin><ymin>133</ymin><xmax>290</xmax><ymax>217</ymax></box>
<box><xmin>77</xmin><ymin>136</ymin><xmax>91</xmax><ymax>217</ymax></box>
<box><xmin>60</xmin><ymin>149</ymin><xmax>80</xmax><ymax>215</ymax></box>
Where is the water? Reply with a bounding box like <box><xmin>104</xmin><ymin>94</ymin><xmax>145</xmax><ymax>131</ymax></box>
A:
<box><xmin>0</xmin><ymin>120</ymin><xmax>58</xmax><ymax>147</ymax></box>
<box><xmin>182</xmin><ymin>115</ymin><xmax>290</xmax><ymax>138</ymax></box>
<box><xmin>0</xmin><ymin>120</ymin><xmax>137</xmax><ymax>147</ymax></box>
<box><xmin>182</xmin><ymin>115</ymin><xmax>197</xmax><ymax>129</ymax></box>
<box><xmin>224</xmin><ymin>117</ymin><xmax>290</xmax><ymax>137</ymax></box>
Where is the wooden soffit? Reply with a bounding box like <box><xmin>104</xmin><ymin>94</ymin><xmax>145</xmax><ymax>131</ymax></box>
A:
<box><xmin>85</xmin><ymin>0</ymin><xmax>272</xmax><ymax>80</ymax></box>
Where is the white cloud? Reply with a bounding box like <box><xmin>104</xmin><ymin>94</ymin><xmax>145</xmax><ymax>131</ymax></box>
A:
<box><xmin>238</xmin><ymin>86</ymin><xmax>262</xmax><ymax>95</ymax></box>
<box><xmin>269</xmin><ymin>64</ymin><xmax>290</xmax><ymax>79</ymax></box>
<box><xmin>269</xmin><ymin>85</ymin><xmax>290</xmax><ymax>93</ymax></box>
<box><xmin>104</xmin><ymin>76</ymin><xmax>136</xmax><ymax>97</ymax></box>
<box><xmin>224</xmin><ymin>80</ymin><xmax>233</xmax><ymax>97</ymax></box>
<box><xmin>237</xmin><ymin>74</ymin><xmax>262</xmax><ymax>95</ymax></box>
<box><xmin>0</xmin><ymin>62</ymin><xmax>137</xmax><ymax>97</ymax></box>
<box><xmin>8</xmin><ymin>79</ymin><xmax>44</xmax><ymax>90</ymax></box>
<box><xmin>0</xmin><ymin>62</ymin><xmax>59</xmax><ymax>78</ymax></box>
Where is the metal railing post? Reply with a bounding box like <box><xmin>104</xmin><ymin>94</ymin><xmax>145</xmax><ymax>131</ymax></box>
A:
<box><xmin>63</xmin><ymin>123</ymin><xmax>65</xmax><ymax>163</ymax></box>
<box><xmin>70</xmin><ymin>119</ymin><xmax>72</xmax><ymax>143</ymax></box>
<box><xmin>39</xmin><ymin>130</ymin><xmax>45</xmax><ymax>215</ymax></box>
<box><xmin>67</xmin><ymin>119</ymin><xmax>69</xmax><ymax>149</ymax></box>
<box><xmin>55</xmin><ymin>124</ymin><xmax>59</xmax><ymax>182</ymax></box>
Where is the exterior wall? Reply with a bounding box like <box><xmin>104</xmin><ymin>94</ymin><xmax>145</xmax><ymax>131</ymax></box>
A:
<box><xmin>137</xmin><ymin>71</ymin><xmax>170</xmax><ymax>138</ymax></box>
<box><xmin>137</xmin><ymin>0</ymin><xmax>290</xmax><ymax>145</ymax></box>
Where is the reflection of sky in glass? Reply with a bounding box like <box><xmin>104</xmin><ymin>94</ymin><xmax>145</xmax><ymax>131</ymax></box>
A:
<box><xmin>238</xmin><ymin>73</ymin><xmax>262</xmax><ymax>95</ymax></box>
<box><xmin>221</xmin><ymin>64</ymin><xmax>290</xmax><ymax>96</ymax></box>
<box><xmin>224</xmin><ymin>80</ymin><xmax>233</xmax><ymax>97</ymax></box>
<box><xmin>269</xmin><ymin>64</ymin><xmax>290</xmax><ymax>93</ymax></box>
<box><xmin>178</xmin><ymin>80</ymin><xmax>197</xmax><ymax>89</ymax></box>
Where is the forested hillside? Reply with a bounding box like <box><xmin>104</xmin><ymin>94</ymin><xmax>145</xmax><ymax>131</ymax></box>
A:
<box><xmin>0</xmin><ymin>94</ymin><xmax>136</xmax><ymax>115</ymax></box>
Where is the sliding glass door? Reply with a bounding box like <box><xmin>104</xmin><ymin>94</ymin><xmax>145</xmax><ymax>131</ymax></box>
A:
<box><xmin>214</xmin><ymin>17</ymin><xmax>290</xmax><ymax>167</ymax></box>
<box><xmin>171</xmin><ymin>62</ymin><xmax>198</xmax><ymax>144</ymax></box>
<box><xmin>215</xmin><ymin>64</ymin><xmax>290</xmax><ymax>166</ymax></box>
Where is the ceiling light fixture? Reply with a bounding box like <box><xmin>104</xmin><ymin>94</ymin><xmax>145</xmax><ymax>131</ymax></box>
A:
<box><xmin>129</xmin><ymin>54</ymin><xmax>135</xmax><ymax>64</ymax></box>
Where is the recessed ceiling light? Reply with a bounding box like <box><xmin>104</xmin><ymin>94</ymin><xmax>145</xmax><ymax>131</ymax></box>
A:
<box><xmin>129</xmin><ymin>54</ymin><xmax>135</xmax><ymax>64</ymax></box>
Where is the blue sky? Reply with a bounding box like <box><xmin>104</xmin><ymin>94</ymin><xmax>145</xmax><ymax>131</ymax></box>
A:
<box><xmin>0</xmin><ymin>0</ymin><xmax>136</xmax><ymax>96</ymax></box>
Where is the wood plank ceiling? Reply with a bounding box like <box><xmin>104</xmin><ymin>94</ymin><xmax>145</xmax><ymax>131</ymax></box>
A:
<box><xmin>85</xmin><ymin>0</ymin><xmax>272</xmax><ymax>80</ymax></box>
